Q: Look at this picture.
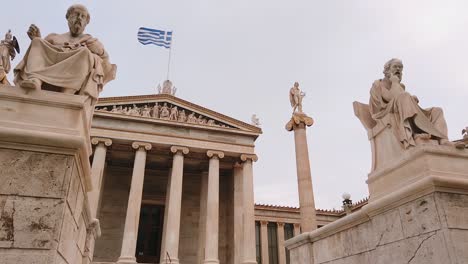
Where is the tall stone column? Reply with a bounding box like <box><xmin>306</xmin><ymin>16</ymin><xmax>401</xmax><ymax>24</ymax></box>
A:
<box><xmin>260</xmin><ymin>221</ymin><xmax>269</xmax><ymax>264</ymax></box>
<box><xmin>88</xmin><ymin>137</ymin><xmax>112</xmax><ymax>220</ymax></box>
<box><xmin>197</xmin><ymin>171</ymin><xmax>208</xmax><ymax>264</ymax></box>
<box><xmin>118</xmin><ymin>142</ymin><xmax>152</xmax><ymax>263</ymax></box>
<box><xmin>286</xmin><ymin>112</ymin><xmax>317</xmax><ymax>232</ymax></box>
<box><xmin>240</xmin><ymin>154</ymin><xmax>258</xmax><ymax>264</ymax></box>
<box><xmin>293</xmin><ymin>223</ymin><xmax>301</xmax><ymax>236</ymax></box>
<box><xmin>160</xmin><ymin>146</ymin><xmax>189</xmax><ymax>264</ymax></box>
<box><xmin>204</xmin><ymin>151</ymin><xmax>224</xmax><ymax>264</ymax></box>
<box><xmin>277</xmin><ymin>222</ymin><xmax>286</xmax><ymax>264</ymax></box>
<box><xmin>233</xmin><ymin>163</ymin><xmax>244</xmax><ymax>264</ymax></box>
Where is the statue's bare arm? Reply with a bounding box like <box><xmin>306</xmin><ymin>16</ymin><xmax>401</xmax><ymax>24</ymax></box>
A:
<box><xmin>27</xmin><ymin>24</ymin><xmax>41</xmax><ymax>40</ymax></box>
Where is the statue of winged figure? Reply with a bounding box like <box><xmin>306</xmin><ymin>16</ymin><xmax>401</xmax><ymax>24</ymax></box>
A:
<box><xmin>289</xmin><ymin>81</ymin><xmax>306</xmax><ymax>113</ymax></box>
<box><xmin>0</xmin><ymin>30</ymin><xmax>20</xmax><ymax>85</ymax></box>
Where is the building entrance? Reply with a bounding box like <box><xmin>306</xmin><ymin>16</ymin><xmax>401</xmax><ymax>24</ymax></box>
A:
<box><xmin>136</xmin><ymin>204</ymin><xmax>165</xmax><ymax>263</ymax></box>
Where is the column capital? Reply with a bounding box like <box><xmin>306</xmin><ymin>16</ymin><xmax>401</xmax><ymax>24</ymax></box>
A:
<box><xmin>285</xmin><ymin>112</ymin><xmax>314</xmax><ymax>131</ymax></box>
<box><xmin>277</xmin><ymin>222</ymin><xmax>285</xmax><ymax>228</ymax></box>
<box><xmin>260</xmin><ymin>220</ymin><xmax>268</xmax><ymax>226</ymax></box>
<box><xmin>293</xmin><ymin>223</ymin><xmax>301</xmax><ymax>228</ymax></box>
<box><xmin>171</xmin><ymin>146</ymin><xmax>189</xmax><ymax>155</ymax></box>
<box><xmin>91</xmin><ymin>137</ymin><xmax>112</xmax><ymax>147</ymax></box>
<box><xmin>132</xmin><ymin>141</ymin><xmax>152</xmax><ymax>151</ymax></box>
<box><xmin>207</xmin><ymin>150</ymin><xmax>224</xmax><ymax>159</ymax></box>
<box><xmin>240</xmin><ymin>154</ymin><xmax>258</xmax><ymax>162</ymax></box>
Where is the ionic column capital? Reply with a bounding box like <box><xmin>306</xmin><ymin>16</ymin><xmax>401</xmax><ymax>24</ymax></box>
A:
<box><xmin>285</xmin><ymin>112</ymin><xmax>314</xmax><ymax>131</ymax></box>
<box><xmin>91</xmin><ymin>137</ymin><xmax>112</xmax><ymax>147</ymax></box>
<box><xmin>207</xmin><ymin>150</ymin><xmax>224</xmax><ymax>159</ymax></box>
<box><xmin>170</xmin><ymin>146</ymin><xmax>189</xmax><ymax>155</ymax></box>
<box><xmin>240</xmin><ymin>154</ymin><xmax>258</xmax><ymax>162</ymax></box>
<box><xmin>260</xmin><ymin>220</ymin><xmax>268</xmax><ymax>226</ymax></box>
<box><xmin>132</xmin><ymin>141</ymin><xmax>152</xmax><ymax>151</ymax></box>
<box><xmin>277</xmin><ymin>222</ymin><xmax>285</xmax><ymax>228</ymax></box>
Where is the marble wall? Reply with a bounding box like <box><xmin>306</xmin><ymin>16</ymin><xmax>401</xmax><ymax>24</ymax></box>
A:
<box><xmin>289</xmin><ymin>192</ymin><xmax>468</xmax><ymax>264</ymax></box>
<box><xmin>0</xmin><ymin>148</ymin><xmax>90</xmax><ymax>264</ymax></box>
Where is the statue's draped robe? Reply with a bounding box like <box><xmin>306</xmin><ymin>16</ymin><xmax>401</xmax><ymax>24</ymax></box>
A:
<box><xmin>369</xmin><ymin>79</ymin><xmax>448</xmax><ymax>148</ymax></box>
<box><xmin>14</xmin><ymin>34</ymin><xmax>116</xmax><ymax>101</ymax></box>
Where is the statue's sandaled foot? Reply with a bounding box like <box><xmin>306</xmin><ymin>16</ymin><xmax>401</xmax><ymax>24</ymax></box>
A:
<box><xmin>439</xmin><ymin>138</ymin><xmax>462</xmax><ymax>148</ymax></box>
<box><xmin>455</xmin><ymin>142</ymin><xmax>466</xmax><ymax>149</ymax></box>
<box><xmin>414</xmin><ymin>133</ymin><xmax>431</xmax><ymax>140</ymax></box>
<box><xmin>21</xmin><ymin>78</ymin><xmax>42</xmax><ymax>90</ymax></box>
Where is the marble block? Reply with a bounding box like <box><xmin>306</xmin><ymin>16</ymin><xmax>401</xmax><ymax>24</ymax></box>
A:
<box><xmin>0</xmin><ymin>86</ymin><xmax>95</xmax><ymax>264</ymax></box>
<box><xmin>286</xmin><ymin>145</ymin><xmax>468</xmax><ymax>264</ymax></box>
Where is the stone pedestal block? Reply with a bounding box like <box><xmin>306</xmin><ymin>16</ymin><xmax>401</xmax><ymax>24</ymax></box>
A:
<box><xmin>0</xmin><ymin>86</ymin><xmax>96</xmax><ymax>264</ymax></box>
<box><xmin>286</xmin><ymin>144</ymin><xmax>468</xmax><ymax>264</ymax></box>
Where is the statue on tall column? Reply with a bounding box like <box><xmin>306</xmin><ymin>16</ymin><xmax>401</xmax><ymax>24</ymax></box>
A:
<box><xmin>0</xmin><ymin>30</ymin><xmax>20</xmax><ymax>85</ymax></box>
<box><xmin>369</xmin><ymin>58</ymin><xmax>448</xmax><ymax>148</ymax></box>
<box><xmin>289</xmin><ymin>81</ymin><xmax>306</xmax><ymax>113</ymax></box>
<box><xmin>14</xmin><ymin>4</ymin><xmax>116</xmax><ymax>105</ymax></box>
<box><xmin>286</xmin><ymin>82</ymin><xmax>313</xmax><ymax>131</ymax></box>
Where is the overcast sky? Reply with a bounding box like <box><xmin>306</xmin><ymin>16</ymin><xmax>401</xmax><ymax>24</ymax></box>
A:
<box><xmin>3</xmin><ymin>0</ymin><xmax>468</xmax><ymax>210</ymax></box>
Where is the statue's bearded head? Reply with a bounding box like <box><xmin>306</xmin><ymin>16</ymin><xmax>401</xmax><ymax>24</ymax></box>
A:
<box><xmin>383</xmin><ymin>58</ymin><xmax>403</xmax><ymax>81</ymax></box>
<box><xmin>66</xmin><ymin>4</ymin><xmax>90</xmax><ymax>36</ymax></box>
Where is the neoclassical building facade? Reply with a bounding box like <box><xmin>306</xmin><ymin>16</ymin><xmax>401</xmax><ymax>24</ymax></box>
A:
<box><xmin>88</xmin><ymin>92</ymin><xmax>365</xmax><ymax>264</ymax></box>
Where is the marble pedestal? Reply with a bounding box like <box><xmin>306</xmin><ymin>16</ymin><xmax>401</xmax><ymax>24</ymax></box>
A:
<box><xmin>0</xmin><ymin>86</ymin><xmax>97</xmax><ymax>264</ymax></box>
<box><xmin>285</xmin><ymin>144</ymin><xmax>468</xmax><ymax>264</ymax></box>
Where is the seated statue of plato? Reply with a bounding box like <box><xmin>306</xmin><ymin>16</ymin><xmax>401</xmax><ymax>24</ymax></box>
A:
<box><xmin>14</xmin><ymin>4</ymin><xmax>116</xmax><ymax>106</ymax></box>
<box><xmin>369</xmin><ymin>58</ymin><xmax>448</xmax><ymax>149</ymax></box>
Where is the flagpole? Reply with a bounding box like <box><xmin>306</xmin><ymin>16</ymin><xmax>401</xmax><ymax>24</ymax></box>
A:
<box><xmin>166</xmin><ymin>31</ymin><xmax>173</xmax><ymax>80</ymax></box>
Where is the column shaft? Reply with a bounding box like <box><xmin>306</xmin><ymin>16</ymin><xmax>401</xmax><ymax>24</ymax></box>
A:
<box><xmin>293</xmin><ymin>224</ymin><xmax>301</xmax><ymax>236</ymax></box>
<box><xmin>260</xmin><ymin>221</ymin><xmax>269</xmax><ymax>264</ymax></box>
<box><xmin>293</xmin><ymin>125</ymin><xmax>317</xmax><ymax>232</ymax></box>
<box><xmin>277</xmin><ymin>223</ymin><xmax>286</xmax><ymax>264</ymax></box>
<box><xmin>241</xmin><ymin>154</ymin><xmax>258</xmax><ymax>264</ymax></box>
<box><xmin>160</xmin><ymin>169</ymin><xmax>172</xmax><ymax>264</ymax></box>
<box><xmin>233</xmin><ymin>164</ymin><xmax>244</xmax><ymax>264</ymax></box>
<box><xmin>197</xmin><ymin>171</ymin><xmax>208</xmax><ymax>263</ymax></box>
<box><xmin>160</xmin><ymin>146</ymin><xmax>188</xmax><ymax>264</ymax></box>
<box><xmin>204</xmin><ymin>153</ymin><xmax>221</xmax><ymax>264</ymax></box>
<box><xmin>88</xmin><ymin>138</ymin><xmax>111</xmax><ymax>220</ymax></box>
<box><xmin>118</xmin><ymin>142</ymin><xmax>151</xmax><ymax>263</ymax></box>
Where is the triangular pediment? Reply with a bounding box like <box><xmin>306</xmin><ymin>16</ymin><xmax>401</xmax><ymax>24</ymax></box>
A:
<box><xmin>94</xmin><ymin>94</ymin><xmax>261</xmax><ymax>134</ymax></box>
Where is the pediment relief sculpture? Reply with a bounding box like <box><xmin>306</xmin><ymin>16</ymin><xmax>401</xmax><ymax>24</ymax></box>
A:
<box><xmin>354</xmin><ymin>58</ymin><xmax>456</xmax><ymax>171</ymax></box>
<box><xmin>95</xmin><ymin>101</ymin><xmax>234</xmax><ymax>129</ymax></box>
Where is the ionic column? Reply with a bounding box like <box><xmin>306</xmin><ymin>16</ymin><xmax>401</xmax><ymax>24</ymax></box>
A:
<box><xmin>204</xmin><ymin>150</ymin><xmax>224</xmax><ymax>264</ymax></box>
<box><xmin>160</xmin><ymin>146</ymin><xmax>189</xmax><ymax>264</ymax></box>
<box><xmin>277</xmin><ymin>222</ymin><xmax>286</xmax><ymax>264</ymax></box>
<box><xmin>285</xmin><ymin>112</ymin><xmax>317</xmax><ymax>233</ymax></box>
<box><xmin>197</xmin><ymin>171</ymin><xmax>208</xmax><ymax>264</ymax></box>
<box><xmin>233</xmin><ymin>163</ymin><xmax>244</xmax><ymax>264</ymax></box>
<box><xmin>117</xmin><ymin>142</ymin><xmax>152</xmax><ymax>263</ymax></box>
<box><xmin>260</xmin><ymin>221</ymin><xmax>269</xmax><ymax>264</ymax></box>
<box><xmin>293</xmin><ymin>224</ymin><xmax>301</xmax><ymax>236</ymax></box>
<box><xmin>241</xmin><ymin>154</ymin><xmax>258</xmax><ymax>264</ymax></box>
<box><xmin>89</xmin><ymin>137</ymin><xmax>112</xmax><ymax>220</ymax></box>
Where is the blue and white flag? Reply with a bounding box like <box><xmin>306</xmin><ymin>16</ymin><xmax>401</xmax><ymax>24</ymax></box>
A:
<box><xmin>137</xmin><ymin>27</ymin><xmax>172</xmax><ymax>49</ymax></box>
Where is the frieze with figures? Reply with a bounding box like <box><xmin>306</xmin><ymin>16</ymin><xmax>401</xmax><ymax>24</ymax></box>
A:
<box><xmin>95</xmin><ymin>102</ymin><xmax>234</xmax><ymax>129</ymax></box>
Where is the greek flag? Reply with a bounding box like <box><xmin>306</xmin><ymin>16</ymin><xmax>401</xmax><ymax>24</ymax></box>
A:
<box><xmin>137</xmin><ymin>27</ymin><xmax>172</xmax><ymax>49</ymax></box>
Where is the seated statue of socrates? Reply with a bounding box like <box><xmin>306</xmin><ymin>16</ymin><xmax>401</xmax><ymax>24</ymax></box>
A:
<box><xmin>369</xmin><ymin>58</ymin><xmax>448</xmax><ymax>148</ymax></box>
<box><xmin>14</xmin><ymin>4</ymin><xmax>116</xmax><ymax>107</ymax></box>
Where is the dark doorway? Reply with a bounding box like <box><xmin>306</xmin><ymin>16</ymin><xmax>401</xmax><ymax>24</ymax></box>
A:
<box><xmin>136</xmin><ymin>204</ymin><xmax>164</xmax><ymax>263</ymax></box>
